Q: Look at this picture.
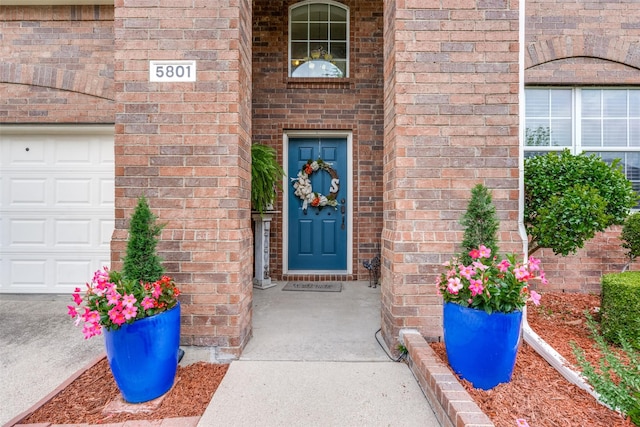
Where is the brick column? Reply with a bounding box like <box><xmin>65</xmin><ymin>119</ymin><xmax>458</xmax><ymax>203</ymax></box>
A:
<box><xmin>113</xmin><ymin>0</ymin><xmax>253</xmax><ymax>359</ymax></box>
<box><xmin>381</xmin><ymin>0</ymin><xmax>521</xmax><ymax>349</ymax></box>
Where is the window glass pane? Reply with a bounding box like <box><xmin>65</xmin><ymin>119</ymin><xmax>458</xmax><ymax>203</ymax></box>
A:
<box><xmin>291</xmin><ymin>5</ymin><xmax>308</xmax><ymax>21</ymax></box>
<box><xmin>550</xmin><ymin>118</ymin><xmax>572</xmax><ymax>146</ymax></box>
<box><xmin>627</xmin><ymin>152</ymin><xmax>640</xmax><ymax>182</ymax></box>
<box><xmin>631</xmin><ymin>91</ymin><xmax>640</xmax><ymax>117</ymax></box>
<box><xmin>291</xmin><ymin>23</ymin><xmax>308</xmax><ymax>40</ymax></box>
<box><xmin>332</xmin><ymin>60</ymin><xmax>346</xmax><ymax>76</ymax></box>
<box><xmin>581</xmin><ymin>119</ymin><xmax>601</xmax><ymax>147</ymax></box>
<box><xmin>631</xmin><ymin>119</ymin><xmax>640</xmax><ymax>147</ymax></box>
<box><xmin>551</xmin><ymin>90</ymin><xmax>572</xmax><ymax>117</ymax></box>
<box><xmin>603</xmin><ymin>90</ymin><xmax>627</xmax><ymax>117</ymax></box>
<box><xmin>291</xmin><ymin>42</ymin><xmax>308</xmax><ymax>61</ymax></box>
<box><xmin>330</xmin><ymin>22</ymin><xmax>346</xmax><ymax>40</ymax></box>
<box><xmin>525</xmin><ymin>120</ymin><xmax>549</xmax><ymax>146</ymax></box>
<box><xmin>309</xmin><ymin>3</ymin><xmax>328</xmax><ymax>20</ymax></box>
<box><xmin>582</xmin><ymin>90</ymin><xmax>601</xmax><ymax>117</ymax></box>
<box><xmin>603</xmin><ymin>119</ymin><xmax>628</xmax><ymax>147</ymax></box>
<box><xmin>329</xmin><ymin>42</ymin><xmax>347</xmax><ymax>60</ymax></box>
<box><xmin>330</xmin><ymin>5</ymin><xmax>347</xmax><ymax>21</ymax></box>
<box><xmin>309</xmin><ymin>22</ymin><xmax>328</xmax><ymax>40</ymax></box>
<box><xmin>525</xmin><ymin>89</ymin><xmax>549</xmax><ymax>117</ymax></box>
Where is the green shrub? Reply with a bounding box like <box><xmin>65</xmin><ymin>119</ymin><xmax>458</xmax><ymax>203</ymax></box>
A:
<box><xmin>621</xmin><ymin>213</ymin><xmax>640</xmax><ymax>272</ymax></box>
<box><xmin>459</xmin><ymin>184</ymin><xmax>500</xmax><ymax>265</ymax></box>
<box><xmin>572</xmin><ymin>314</ymin><xmax>640</xmax><ymax>426</ymax></box>
<box><xmin>601</xmin><ymin>272</ymin><xmax>640</xmax><ymax>349</ymax></box>
<box><xmin>524</xmin><ymin>150</ymin><xmax>637</xmax><ymax>256</ymax></box>
<box><xmin>122</xmin><ymin>196</ymin><xmax>165</xmax><ymax>283</ymax></box>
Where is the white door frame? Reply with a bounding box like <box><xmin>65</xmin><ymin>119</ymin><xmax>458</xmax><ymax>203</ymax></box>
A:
<box><xmin>283</xmin><ymin>130</ymin><xmax>353</xmax><ymax>275</ymax></box>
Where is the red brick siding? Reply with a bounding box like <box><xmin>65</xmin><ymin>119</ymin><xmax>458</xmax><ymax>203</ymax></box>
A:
<box><xmin>252</xmin><ymin>0</ymin><xmax>385</xmax><ymax>281</ymax></box>
<box><xmin>0</xmin><ymin>6</ymin><xmax>114</xmax><ymax>122</ymax></box>
<box><xmin>526</xmin><ymin>0</ymin><xmax>640</xmax><ymax>293</ymax></box>
<box><xmin>381</xmin><ymin>0</ymin><xmax>521</xmax><ymax>345</ymax></box>
<box><xmin>112</xmin><ymin>0</ymin><xmax>253</xmax><ymax>356</ymax></box>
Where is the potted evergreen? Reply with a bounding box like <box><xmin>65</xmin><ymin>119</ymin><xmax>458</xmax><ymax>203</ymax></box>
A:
<box><xmin>68</xmin><ymin>196</ymin><xmax>181</xmax><ymax>403</ymax></box>
<box><xmin>438</xmin><ymin>185</ymin><xmax>547</xmax><ymax>390</ymax></box>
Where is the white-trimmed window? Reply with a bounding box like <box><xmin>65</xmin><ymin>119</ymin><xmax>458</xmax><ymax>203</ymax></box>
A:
<box><xmin>525</xmin><ymin>87</ymin><xmax>640</xmax><ymax>199</ymax></box>
<box><xmin>289</xmin><ymin>1</ymin><xmax>349</xmax><ymax>78</ymax></box>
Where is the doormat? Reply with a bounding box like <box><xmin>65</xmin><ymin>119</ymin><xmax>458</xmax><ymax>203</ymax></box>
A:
<box><xmin>282</xmin><ymin>282</ymin><xmax>342</xmax><ymax>292</ymax></box>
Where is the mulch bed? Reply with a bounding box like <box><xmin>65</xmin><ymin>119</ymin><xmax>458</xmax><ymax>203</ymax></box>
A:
<box><xmin>430</xmin><ymin>292</ymin><xmax>634</xmax><ymax>427</ymax></box>
<box><xmin>21</xmin><ymin>360</ymin><xmax>228</xmax><ymax>425</ymax></box>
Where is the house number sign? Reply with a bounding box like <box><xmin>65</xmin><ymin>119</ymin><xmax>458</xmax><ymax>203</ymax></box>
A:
<box><xmin>149</xmin><ymin>60</ymin><xmax>196</xmax><ymax>82</ymax></box>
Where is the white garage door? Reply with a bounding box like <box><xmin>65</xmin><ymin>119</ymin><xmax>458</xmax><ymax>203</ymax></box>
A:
<box><xmin>0</xmin><ymin>125</ymin><xmax>114</xmax><ymax>293</ymax></box>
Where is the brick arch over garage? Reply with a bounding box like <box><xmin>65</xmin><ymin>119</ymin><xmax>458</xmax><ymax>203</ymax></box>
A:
<box><xmin>0</xmin><ymin>63</ymin><xmax>113</xmax><ymax>100</ymax></box>
<box><xmin>525</xmin><ymin>35</ymin><xmax>640</xmax><ymax>71</ymax></box>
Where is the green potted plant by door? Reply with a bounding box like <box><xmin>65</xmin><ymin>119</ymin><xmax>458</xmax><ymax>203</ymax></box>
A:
<box><xmin>67</xmin><ymin>196</ymin><xmax>181</xmax><ymax>403</ymax></box>
<box><xmin>437</xmin><ymin>185</ymin><xmax>547</xmax><ymax>390</ymax></box>
<box><xmin>251</xmin><ymin>143</ymin><xmax>286</xmax><ymax>215</ymax></box>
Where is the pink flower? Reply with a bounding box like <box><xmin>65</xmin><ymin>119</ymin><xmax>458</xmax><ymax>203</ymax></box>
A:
<box><xmin>498</xmin><ymin>259</ymin><xmax>511</xmax><ymax>272</ymax></box>
<box><xmin>539</xmin><ymin>271</ymin><xmax>549</xmax><ymax>285</ymax></box>
<box><xmin>152</xmin><ymin>283</ymin><xmax>162</xmax><ymax>299</ymax></box>
<box><xmin>529</xmin><ymin>290</ymin><xmax>541</xmax><ymax>306</ymax></box>
<box><xmin>72</xmin><ymin>292</ymin><xmax>83</xmax><ymax>305</ymax></box>
<box><xmin>459</xmin><ymin>265</ymin><xmax>476</xmax><ymax>280</ymax></box>
<box><xmin>122</xmin><ymin>293</ymin><xmax>137</xmax><ymax>308</ymax></box>
<box><xmin>106</xmin><ymin>291</ymin><xmax>121</xmax><ymax>306</ymax></box>
<box><xmin>472</xmin><ymin>261</ymin><xmax>489</xmax><ymax>271</ymax></box>
<box><xmin>469</xmin><ymin>279</ymin><xmax>484</xmax><ymax>296</ymax></box>
<box><xmin>468</xmin><ymin>248</ymin><xmax>480</xmax><ymax>259</ymax></box>
<box><xmin>478</xmin><ymin>245</ymin><xmax>491</xmax><ymax>259</ymax></box>
<box><xmin>141</xmin><ymin>297</ymin><xmax>156</xmax><ymax>310</ymax></box>
<box><xmin>82</xmin><ymin>322</ymin><xmax>102</xmax><ymax>339</ymax></box>
<box><xmin>514</xmin><ymin>265</ymin><xmax>530</xmax><ymax>281</ymax></box>
<box><xmin>122</xmin><ymin>305</ymin><xmax>138</xmax><ymax>320</ymax></box>
<box><xmin>447</xmin><ymin>277</ymin><xmax>463</xmax><ymax>294</ymax></box>
<box><xmin>528</xmin><ymin>256</ymin><xmax>541</xmax><ymax>272</ymax></box>
<box><xmin>83</xmin><ymin>310</ymin><xmax>100</xmax><ymax>324</ymax></box>
<box><xmin>516</xmin><ymin>419</ymin><xmax>531</xmax><ymax>427</ymax></box>
<box><xmin>67</xmin><ymin>305</ymin><xmax>78</xmax><ymax>318</ymax></box>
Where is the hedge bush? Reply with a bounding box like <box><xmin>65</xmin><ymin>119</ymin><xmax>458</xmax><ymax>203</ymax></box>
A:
<box><xmin>601</xmin><ymin>272</ymin><xmax>640</xmax><ymax>349</ymax></box>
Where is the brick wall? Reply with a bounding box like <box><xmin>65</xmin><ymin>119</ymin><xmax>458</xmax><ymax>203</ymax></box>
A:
<box><xmin>381</xmin><ymin>0</ymin><xmax>521</xmax><ymax>346</ymax></box>
<box><xmin>112</xmin><ymin>0</ymin><xmax>253</xmax><ymax>357</ymax></box>
<box><xmin>525</xmin><ymin>0</ymin><xmax>640</xmax><ymax>293</ymax></box>
<box><xmin>252</xmin><ymin>0</ymin><xmax>385</xmax><ymax>281</ymax></box>
<box><xmin>0</xmin><ymin>6</ymin><xmax>114</xmax><ymax>122</ymax></box>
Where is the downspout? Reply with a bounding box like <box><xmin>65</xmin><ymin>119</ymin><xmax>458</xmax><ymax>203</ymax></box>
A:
<box><xmin>517</xmin><ymin>0</ymin><xmax>603</xmax><ymax>403</ymax></box>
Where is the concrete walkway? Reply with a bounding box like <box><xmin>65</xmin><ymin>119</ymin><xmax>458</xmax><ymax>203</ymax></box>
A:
<box><xmin>1</xmin><ymin>282</ymin><xmax>441</xmax><ymax>427</ymax></box>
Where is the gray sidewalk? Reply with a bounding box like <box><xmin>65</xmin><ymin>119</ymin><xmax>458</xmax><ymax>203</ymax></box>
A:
<box><xmin>1</xmin><ymin>282</ymin><xmax>441</xmax><ymax>426</ymax></box>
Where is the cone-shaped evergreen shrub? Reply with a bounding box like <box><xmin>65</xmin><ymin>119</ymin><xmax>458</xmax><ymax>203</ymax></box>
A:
<box><xmin>122</xmin><ymin>196</ymin><xmax>164</xmax><ymax>283</ymax></box>
<box><xmin>459</xmin><ymin>184</ymin><xmax>500</xmax><ymax>265</ymax></box>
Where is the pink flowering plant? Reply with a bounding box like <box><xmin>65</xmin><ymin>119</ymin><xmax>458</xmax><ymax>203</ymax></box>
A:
<box><xmin>68</xmin><ymin>267</ymin><xmax>180</xmax><ymax>339</ymax></box>
<box><xmin>437</xmin><ymin>245</ymin><xmax>547</xmax><ymax>314</ymax></box>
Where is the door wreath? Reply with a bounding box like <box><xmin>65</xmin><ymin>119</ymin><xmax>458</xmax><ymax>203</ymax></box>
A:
<box><xmin>292</xmin><ymin>158</ymin><xmax>340</xmax><ymax>210</ymax></box>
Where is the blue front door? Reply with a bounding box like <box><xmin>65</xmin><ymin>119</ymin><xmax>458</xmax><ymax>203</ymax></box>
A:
<box><xmin>288</xmin><ymin>137</ymin><xmax>347</xmax><ymax>271</ymax></box>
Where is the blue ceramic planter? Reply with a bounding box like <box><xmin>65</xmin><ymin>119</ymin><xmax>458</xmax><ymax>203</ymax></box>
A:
<box><xmin>104</xmin><ymin>303</ymin><xmax>181</xmax><ymax>403</ymax></box>
<box><xmin>443</xmin><ymin>302</ymin><xmax>522</xmax><ymax>390</ymax></box>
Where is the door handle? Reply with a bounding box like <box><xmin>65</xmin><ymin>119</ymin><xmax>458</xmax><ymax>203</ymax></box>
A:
<box><xmin>340</xmin><ymin>199</ymin><xmax>345</xmax><ymax>229</ymax></box>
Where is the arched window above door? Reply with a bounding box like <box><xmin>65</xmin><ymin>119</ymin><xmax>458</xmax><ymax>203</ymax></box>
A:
<box><xmin>289</xmin><ymin>1</ymin><xmax>349</xmax><ymax>78</ymax></box>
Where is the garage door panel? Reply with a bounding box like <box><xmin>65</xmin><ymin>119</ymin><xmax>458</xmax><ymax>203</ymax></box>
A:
<box><xmin>10</xmin><ymin>219</ymin><xmax>47</xmax><ymax>245</ymax></box>
<box><xmin>8</xmin><ymin>139</ymin><xmax>46</xmax><ymax>165</ymax></box>
<box><xmin>55</xmin><ymin>220</ymin><xmax>92</xmax><ymax>246</ymax></box>
<box><xmin>10</xmin><ymin>259</ymin><xmax>47</xmax><ymax>288</ymax></box>
<box><xmin>1</xmin><ymin>127</ymin><xmax>114</xmax><ymax>293</ymax></box>
<box><xmin>10</xmin><ymin>179</ymin><xmax>47</xmax><ymax>205</ymax></box>
<box><xmin>100</xmin><ymin>219</ymin><xmax>114</xmax><ymax>246</ymax></box>
<box><xmin>53</xmin><ymin>138</ymin><xmax>92</xmax><ymax>164</ymax></box>
<box><xmin>55</xmin><ymin>179</ymin><xmax>92</xmax><ymax>205</ymax></box>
